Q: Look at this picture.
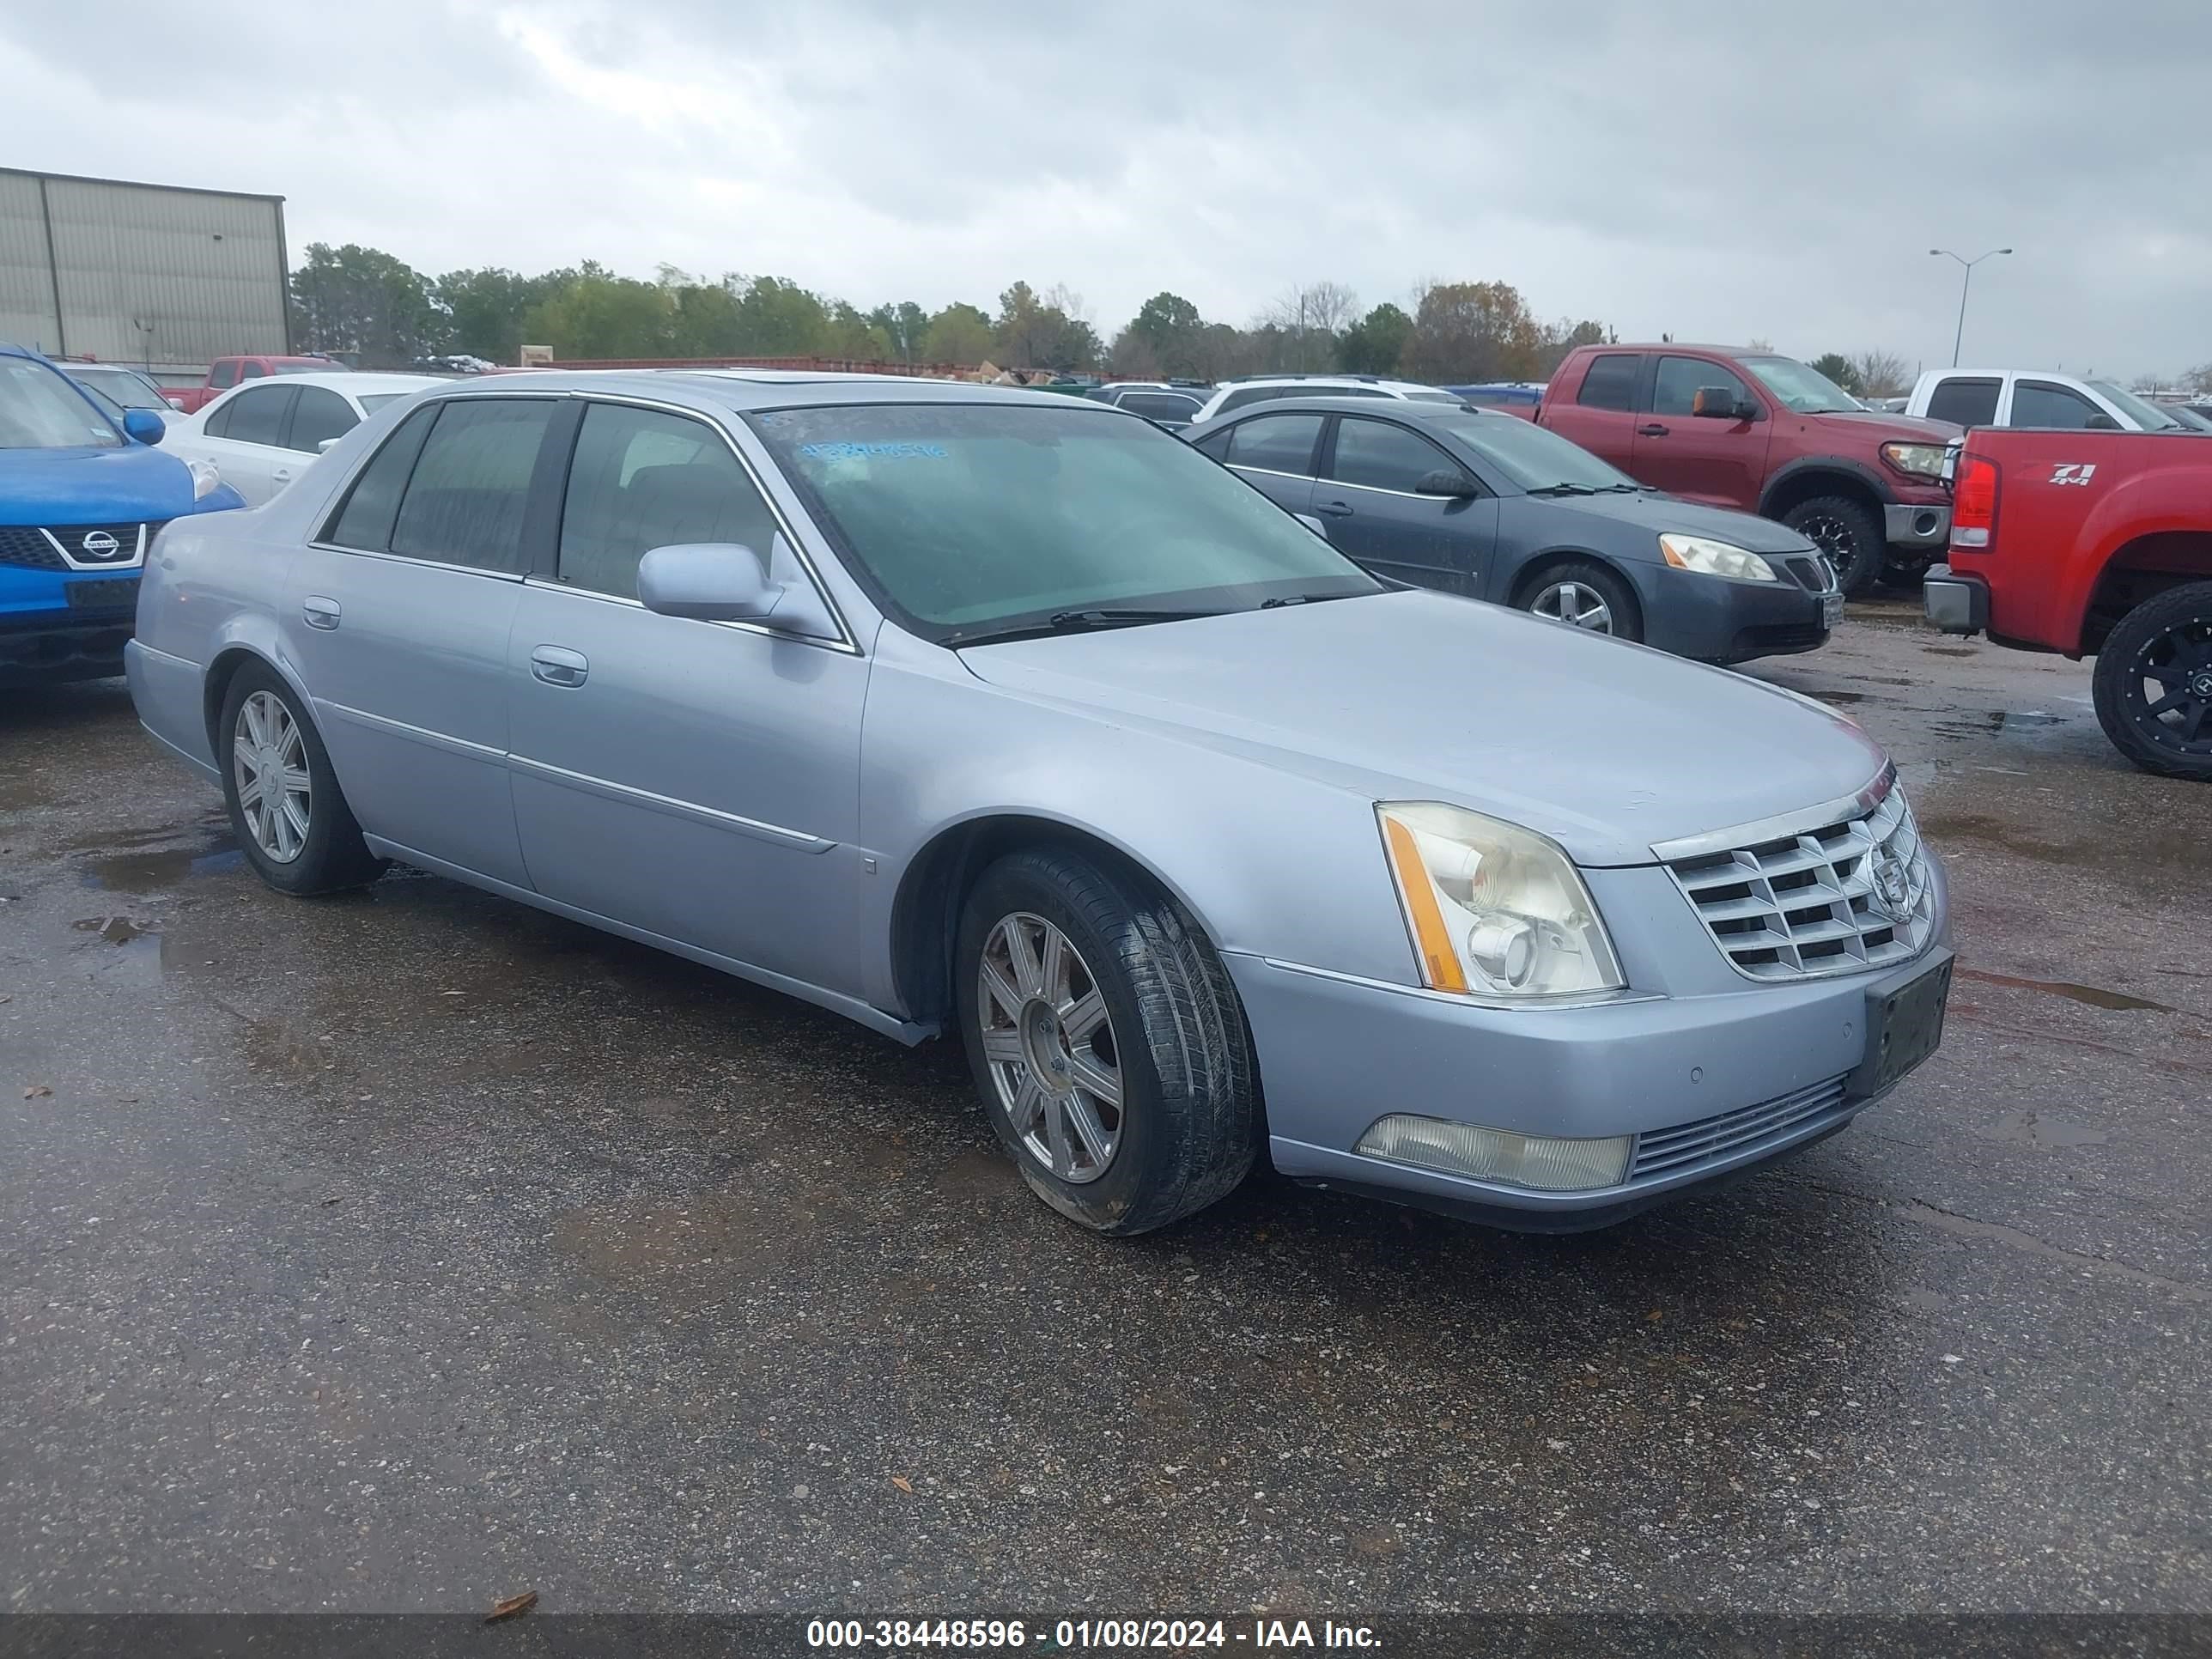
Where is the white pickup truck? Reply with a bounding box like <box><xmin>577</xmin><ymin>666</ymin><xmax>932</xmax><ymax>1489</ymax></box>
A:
<box><xmin>1905</xmin><ymin>368</ymin><xmax>2197</xmax><ymax>434</ymax></box>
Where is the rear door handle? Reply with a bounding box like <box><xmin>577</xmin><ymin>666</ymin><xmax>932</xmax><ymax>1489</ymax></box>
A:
<box><xmin>1638</xmin><ymin>423</ymin><xmax>1669</xmax><ymax>437</ymax></box>
<box><xmin>301</xmin><ymin>596</ymin><xmax>340</xmax><ymax>630</ymax></box>
<box><xmin>530</xmin><ymin>644</ymin><xmax>589</xmax><ymax>688</ymax></box>
<box><xmin>271</xmin><ymin>467</ymin><xmax>293</xmax><ymax>486</ymax></box>
<box><xmin>1314</xmin><ymin>500</ymin><xmax>1354</xmax><ymax>517</ymax></box>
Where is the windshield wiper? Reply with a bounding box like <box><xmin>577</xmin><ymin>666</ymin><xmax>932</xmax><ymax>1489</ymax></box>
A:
<box><xmin>1525</xmin><ymin>482</ymin><xmax>1601</xmax><ymax>496</ymax></box>
<box><xmin>946</xmin><ymin>607</ymin><xmax>1228</xmax><ymax>647</ymax></box>
<box><xmin>1259</xmin><ymin>590</ymin><xmax>1364</xmax><ymax>609</ymax></box>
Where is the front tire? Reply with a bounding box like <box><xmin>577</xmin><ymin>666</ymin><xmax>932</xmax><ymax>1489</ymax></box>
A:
<box><xmin>2092</xmin><ymin>583</ymin><xmax>2212</xmax><ymax>781</ymax></box>
<box><xmin>1520</xmin><ymin>558</ymin><xmax>1642</xmax><ymax>642</ymax></box>
<box><xmin>219</xmin><ymin>663</ymin><xmax>387</xmax><ymax>894</ymax></box>
<box><xmin>1781</xmin><ymin>495</ymin><xmax>1886</xmax><ymax>597</ymax></box>
<box><xmin>956</xmin><ymin>846</ymin><xmax>1260</xmax><ymax>1235</ymax></box>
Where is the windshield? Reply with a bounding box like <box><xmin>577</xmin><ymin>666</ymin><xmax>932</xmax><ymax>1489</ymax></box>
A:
<box><xmin>750</xmin><ymin>402</ymin><xmax>1383</xmax><ymax>641</ymax></box>
<box><xmin>1741</xmin><ymin>356</ymin><xmax>1862</xmax><ymax>414</ymax></box>
<box><xmin>0</xmin><ymin>357</ymin><xmax>121</xmax><ymax>450</ymax></box>
<box><xmin>2084</xmin><ymin>380</ymin><xmax>2185</xmax><ymax>432</ymax></box>
<box><xmin>1420</xmin><ymin>410</ymin><xmax>1638</xmax><ymax>492</ymax></box>
<box><xmin>73</xmin><ymin>367</ymin><xmax>167</xmax><ymax>411</ymax></box>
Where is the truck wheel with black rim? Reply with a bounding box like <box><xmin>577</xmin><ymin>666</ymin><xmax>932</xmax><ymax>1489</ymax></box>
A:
<box><xmin>955</xmin><ymin>844</ymin><xmax>1261</xmax><ymax>1235</ymax></box>
<box><xmin>1782</xmin><ymin>495</ymin><xmax>1886</xmax><ymax>597</ymax></box>
<box><xmin>2092</xmin><ymin>582</ymin><xmax>2212</xmax><ymax>781</ymax></box>
<box><xmin>218</xmin><ymin>662</ymin><xmax>388</xmax><ymax>893</ymax></box>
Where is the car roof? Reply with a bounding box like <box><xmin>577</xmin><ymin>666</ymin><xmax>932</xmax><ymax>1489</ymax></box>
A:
<box><xmin>1191</xmin><ymin>395</ymin><xmax>1496</xmax><ymax>426</ymax></box>
<box><xmin>211</xmin><ymin>371</ymin><xmax>448</xmax><ymax>398</ymax></box>
<box><xmin>429</xmin><ymin>368</ymin><xmax>1109</xmax><ymax>414</ymax></box>
<box><xmin>1601</xmin><ymin>343</ymin><xmax>1760</xmax><ymax>356</ymax></box>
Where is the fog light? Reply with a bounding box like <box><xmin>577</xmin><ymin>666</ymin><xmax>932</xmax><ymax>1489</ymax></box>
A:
<box><xmin>1355</xmin><ymin>1115</ymin><xmax>1632</xmax><ymax>1192</ymax></box>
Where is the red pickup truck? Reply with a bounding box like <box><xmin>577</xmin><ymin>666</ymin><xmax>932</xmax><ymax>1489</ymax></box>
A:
<box><xmin>1535</xmin><ymin>343</ymin><xmax>1960</xmax><ymax>596</ymax></box>
<box><xmin>1925</xmin><ymin>428</ymin><xmax>2212</xmax><ymax>780</ymax></box>
<box><xmin>167</xmin><ymin>354</ymin><xmax>342</xmax><ymax>415</ymax></box>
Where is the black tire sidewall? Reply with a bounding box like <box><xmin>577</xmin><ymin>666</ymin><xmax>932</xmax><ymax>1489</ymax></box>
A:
<box><xmin>956</xmin><ymin>852</ymin><xmax>1224</xmax><ymax>1234</ymax></box>
<box><xmin>1784</xmin><ymin>495</ymin><xmax>1885</xmax><ymax>597</ymax></box>
<box><xmin>1522</xmin><ymin>558</ymin><xmax>1643</xmax><ymax>643</ymax></box>
<box><xmin>218</xmin><ymin>665</ymin><xmax>377</xmax><ymax>894</ymax></box>
<box><xmin>2092</xmin><ymin>584</ymin><xmax>2212</xmax><ymax>781</ymax></box>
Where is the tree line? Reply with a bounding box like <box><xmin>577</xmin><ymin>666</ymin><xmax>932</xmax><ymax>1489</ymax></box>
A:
<box><xmin>287</xmin><ymin>244</ymin><xmax>1628</xmax><ymax>384</ymax></box>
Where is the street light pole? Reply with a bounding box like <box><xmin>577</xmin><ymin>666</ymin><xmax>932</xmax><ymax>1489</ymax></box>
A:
<box><xmin>1929</xmin><ymin>246</ymin><xmax>2013</xmax><ymax>367</ymax></box>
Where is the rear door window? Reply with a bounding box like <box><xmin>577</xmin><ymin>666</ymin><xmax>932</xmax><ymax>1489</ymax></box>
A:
<box><xmin>286</xmin><ymin>386</ymin><xmax>358</xmax><ymax>453</ymax></box>
<box><xmin>221</xmin><ymin>385</ymin><xmax>295</xmax><ymax>448</ymax></box>
<box><xmin>2010</xmin><ymin>381</ymin><xmax>2104</xmax><ymax>428</ymax></box>
<box><xmin>1575</xmin><ymin>354</ymin><xmax>1641</xmax><ymax>410</ymax></box>
<box><xmin>556</xmin><ymin>403</ymin><xmax>777</xmax><ymax>601</ymax></box>
<box><xmin>1224</xmin><ymin>412</ymin><xmax>1326</xmax><ymax>475</ymax></box>
<box><xmin>388</xmin><ymin>399</ymin><xmax>558</xmax><ymax>574</ymax></box>
<box><xmin>1925</xmin><ymin>378</ymin><xmax>2001</xmax><ymax>427</ymax></box>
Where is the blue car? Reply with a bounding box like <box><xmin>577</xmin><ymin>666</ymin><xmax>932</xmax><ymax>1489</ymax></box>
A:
<box><xmin>2</xmin><ymin>342</ymin><xmax>245</xmax><ymax>687</ymax></box>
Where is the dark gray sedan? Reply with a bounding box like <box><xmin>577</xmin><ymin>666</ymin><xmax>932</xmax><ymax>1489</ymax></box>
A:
<box><xmin>1185</xmin><ymin>397</ymin><xmax>1841</xmax><ymax>664</ymax></box>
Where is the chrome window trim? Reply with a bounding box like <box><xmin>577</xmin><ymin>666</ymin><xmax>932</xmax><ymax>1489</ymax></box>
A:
<box><xmin>517</xmin><ymin>574</ymin><xmax>854</xmax><ymax>654</ymax></box>
<box><xmin>1647</xmin><ymin>763</ymin><xmax>1894</xmax><ymax>864</ymax></box>
<box><xmin>302</xmin><ymin>543</ymin><xmax>527</xmax><ymax>582</ymax></box>
<box><xmin>1228</xmin><ymin>463</ymin><xmax>1320</xmax><ymax>484</ymax></box>
<box><xmin>41</xmin><ymin>523</ymin><xmax>148</xmax><ymax>573</ymax></box>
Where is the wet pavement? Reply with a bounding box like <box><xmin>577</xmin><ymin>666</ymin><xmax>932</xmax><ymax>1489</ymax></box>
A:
<box><xmin>3</xmin><ymin>602</ymin><xmax>2209</xmax><ymax>1616</ymax></box>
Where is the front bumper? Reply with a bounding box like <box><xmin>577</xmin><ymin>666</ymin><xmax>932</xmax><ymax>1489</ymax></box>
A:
<box><xmin>1923</xmin><ymin>564</ymin><xmax>1989</xmax><ymax>635</ymax></box>
<box><xmin>0</xmin><ymin>600</ymin><xmax>137</xmax><ymax>687</ymax></box>
<box><xmin>1227</xmin><ymin>939</ymin><xmax>1951</xmax><ymax>1231</ymax></box>
<box><xmin>1883</xmin><ymin>501</ymin><xmax>1951</xmax><ymax>550</ymax></box>
<box><xmin>1633</xmin><ymin>556</ymin><xmax>1839</xmax><ymax>665</ymax></box>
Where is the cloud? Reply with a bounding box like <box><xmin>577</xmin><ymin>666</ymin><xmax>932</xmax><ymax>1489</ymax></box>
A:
<box><xmin>1</xmin><ymin>0</ymin><xmax>2204</xmax><ymax>377</ymax></box>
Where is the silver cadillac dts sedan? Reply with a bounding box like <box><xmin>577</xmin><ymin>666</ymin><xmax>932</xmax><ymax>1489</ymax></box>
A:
<box><xmin>127</xmin><ymin>371</ymin><xmax>1951</xmax><ymax>1236</ymax></box>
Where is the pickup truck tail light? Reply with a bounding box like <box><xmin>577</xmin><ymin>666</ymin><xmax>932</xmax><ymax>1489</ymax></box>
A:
<box><xmin>1951</xmin><ymin>454</ymin><xmax>1999</xmax><ymax>550</ymax></box>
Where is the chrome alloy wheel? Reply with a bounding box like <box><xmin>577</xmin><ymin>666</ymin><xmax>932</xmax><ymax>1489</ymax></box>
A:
<box><xmin>1530</xmin><ymin>580</ymin><xmax>1614</xmax><ymax>632</ymax></box>
<box><xmin>976</xmin><ymin>911</ymin><xmax>1123</xmax><ymax>1183</ymax></box>
<box><xmin>233</xmin><ymin>690</ymin><xmax>312</xmax><ymax>863</ymax></box>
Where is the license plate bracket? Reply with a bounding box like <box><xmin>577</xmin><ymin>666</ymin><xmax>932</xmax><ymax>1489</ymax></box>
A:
<box><xmin>1846</xmin><ymin>949</ymin><xmax>1953</xmax><ymax>1099</ymax></box>
<box><xmin>1821</xmin><ymin>592</ymin><xmax>1845</xmax><ymax>629</ymax></box>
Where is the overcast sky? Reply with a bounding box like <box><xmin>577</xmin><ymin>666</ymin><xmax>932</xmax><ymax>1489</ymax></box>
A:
<box><xmin>3</xmin><ymin>1</ymin><xmax>2207</xmax><ymax>379</ymax></box>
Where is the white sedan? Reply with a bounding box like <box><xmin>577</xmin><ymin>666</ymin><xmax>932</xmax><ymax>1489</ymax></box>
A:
<box><xmin>164</xmin><ymin>373</ymin><xmax>445</xmax><ymax>506</ymax></box>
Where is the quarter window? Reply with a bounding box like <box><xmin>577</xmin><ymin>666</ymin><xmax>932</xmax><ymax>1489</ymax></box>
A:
<box><xmin>222</xmin><ymin>385</ymin><xmax>293</xmax><ymax>448</ymax></box>
<box><xmin>387</xmin><ymin>399</ymin><xmax>557</xmax><ymax>574</ymax></box>
<box><xmin>1224</xmin><ymin>412</ymin><xmax>1325</xmax><ymax>475</ymax></box>
<box><xmin>1653</xmin><ymin>356</ymin><xmax>1754</xmax><ymax>416</ymax></box>
<box><xmin>2010</xmin><ymin>381</ymin><xmax>2103</xmax><ymax>428</ymax></box>
<box><xmin>1575</xmin><ymin>354</ymin><xmax>1640</xmax><ymax>411</ymax></box>
<box><xmin>1330</xmin><ymin>417</ymin><xmax>1458</xmax><ymax>493</ymax></box>
<box><xmin>287</xmin><ymin>386</ymin><xmax>359</xmax><ymax>453</ymax></box>
<box><xmin>556</xmin><ymin>404</ymin><xmax>778</xmax><ymax>601</ymax></box>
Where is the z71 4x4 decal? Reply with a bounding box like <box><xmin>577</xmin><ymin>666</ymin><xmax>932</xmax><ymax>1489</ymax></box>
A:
<box><xmin>2049</xmin><ymin>463</ymin><xmax>2098</xmax><ymax>486</ymax></box>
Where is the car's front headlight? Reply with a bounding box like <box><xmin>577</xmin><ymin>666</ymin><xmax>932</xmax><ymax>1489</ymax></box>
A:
<box><xmin>1376</xmin><ymin>803</ymin><xmax>1624</xmax><ymax>999</ymax></box>
<box><xmin>185</xmin><ymin>458</ymin><xmax>222</xmax><ymax>501</ymax></box>
<box><xmin>1658</xmin><ymin>533</ymin><xmax>1778</xmax><ymax>581</ymax></box>
<box><xmin>1880</xmin><ymin>441</ymin><xmax>1948</xmax><ymax>481</ymax></box>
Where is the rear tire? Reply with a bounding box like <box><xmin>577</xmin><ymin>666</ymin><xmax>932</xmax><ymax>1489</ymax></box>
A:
<box><xmin>1518</xmin><ymin>558</ymin><xmax>1643</xmax><ymax>643</ymax></box>
<box><xmin>956</xmin><ymin>845</ymin><xmax>1260</xmax><ymax>1236</ymax></box>
<box><xmin>1781</xmin><ymin>495</ymin><xmax>1886</xmax><ymax>597</ymax></box>
<box><xmin>2092</xmin><ymin>582</ymin><xmax>2212</xmax><ymax>781</ymax></box>
<box><xmin>218</xmin><ymin>663</ymin><xmax>387</xmax><ymax>894</ymax></box>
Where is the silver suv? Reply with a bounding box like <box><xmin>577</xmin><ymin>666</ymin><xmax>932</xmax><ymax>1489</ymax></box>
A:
<box><xmin>1190</xmin><ymin>374</ymin><xmax>1460</xmax><ymax>423</ymax></box>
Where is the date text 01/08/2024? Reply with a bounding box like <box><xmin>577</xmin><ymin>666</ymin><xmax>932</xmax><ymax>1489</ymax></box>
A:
<box><xmin>804</xmin><ymin>1618</ymin><xmax>1381</xmax><ymax>1650</ymax></box>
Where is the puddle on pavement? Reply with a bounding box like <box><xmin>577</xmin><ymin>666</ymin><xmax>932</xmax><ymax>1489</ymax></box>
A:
<box><xmin>74</xmin><ymin>915</ymin><xmax>155</xmax><ymax>944</ymax></box>
<box><xmin>1923</xmin><ymin>646</ymin><xmax>1977</xmax><ymax>659</ymax></box>
<box><xmin>1984</xmin><ymin>1111</ymin><xmax>2110</xmax><ymax>1150</ymax></box>
<box><xmin>0</xmin><ymin>774</ymin><xmax>56</xmax><ymax>811</ymax></box>
<box><xmin>551</xmin><ymin>1184</ymin><xmax>860</xmax><ymax>1282</ymax></box>
<box><xmin>1956</xmin><ymin>967</ymin><xmax>2177</xmax><ymax>1014</ymax></box>
<box><xmin>80</xmin><ymin>841</ymin><xmax>243</xmax><ymax>893</ymax></box>
<box><xmin>1811</xmin><ymin>690</ymin><xmax>1869</xmax><ymax>706</ymax></box>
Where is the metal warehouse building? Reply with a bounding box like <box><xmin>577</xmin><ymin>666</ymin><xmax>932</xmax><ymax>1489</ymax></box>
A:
<box><xmin>0</xmin><ymin>167</ymin><xmax>289</xmax><ymax>386</ymax></box>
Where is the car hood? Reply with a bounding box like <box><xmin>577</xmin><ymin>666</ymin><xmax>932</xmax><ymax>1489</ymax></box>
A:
<box><xmin>957</xmin><ymin>590</ymin><xmax>1886</xmax><ymax>866</ymax></box>
<box><xmin>1522</xmin><ymin>489</ymin><xmax>1815</xmax><ymax>552</ymax></box>
<box><xmin>1796</xmin><ymin>409</ymin><xmax>1960</xmax><ymax>442</ymax></box>
<box><xmin>0</xmin><ymin>441</ymin><xmax>209</xmax><ymax>521</ymax></box>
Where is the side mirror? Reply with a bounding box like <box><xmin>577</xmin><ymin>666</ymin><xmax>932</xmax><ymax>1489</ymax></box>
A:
<box><xmin>2083</xmin><ymin>413</ymin><xmax>2122</xmax><ymax>431</ymax></box>
<box><xmin>1414</xmin><ymin>467</ymin><xmax>1480</xmax><ymax>497</ymax></box>
<box><xmin>638</xmin><ymin>543</ymin><xmax>781</xmax><ymax>622</ymax></box>
<box><xmin>1692</xmin><ymin>387</ymin><xmax>1753</xmax><ymax>420</ymax></box>
<box><xmin>122</xmin><ymin>408</ymin><xmax>167</xmax><ymax>446</ymax></box>
<box><xmin>1294</xmin><ymin>513</ymin><xmax>1330</xmax><ymax>538</ymax></box>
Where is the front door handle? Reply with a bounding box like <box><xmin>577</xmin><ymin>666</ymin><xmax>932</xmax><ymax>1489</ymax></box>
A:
<box><xmin>271</xmin><ymin>468</ymin><xmax>293</xmax><ymax>485</ymax></box>
<box><xmin>1313</xmin><ymin>500</ymin><xmax>1354</xmax><ymax>517</ymax></box>
<box><xmin>530</xmin><ymin>644</ymin><xmax>589</xmax><ymax>688</ymax></box>
<box><xmin>1638</xmin><ymin>423</ymin><xmax>1669</xmax><ymax>437</ymax></box>
<box><xmin>301</xmin><ymin>596</ymin><xmax>341</xmax><ymax>630</ymax></box>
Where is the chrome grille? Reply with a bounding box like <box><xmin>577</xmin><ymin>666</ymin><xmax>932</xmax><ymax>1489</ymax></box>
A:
<box><xmin>1631</xmin><ymin>1075</ymin><xmax>1850</xmax><ymax>1182</ymax></box>
<box><xmin>1663</xmin><ymin>783</ymin><xmax>1935</xmax><ymax>981</ymax></box>
<box><xmin>0</xmin><ymin>522</ymin><xmax>153</xmax><ymax>571</ymax></box>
